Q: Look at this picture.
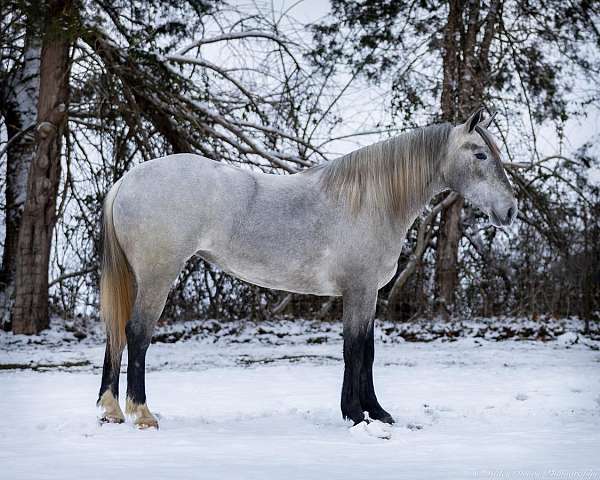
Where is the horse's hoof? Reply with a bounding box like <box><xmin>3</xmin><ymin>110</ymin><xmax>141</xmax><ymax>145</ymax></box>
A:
<box><xmin>135</xmin><ymin>417</ymin><xmax>159</xmax><ymax>429</ymax></box>
<box><xmin>126</xmin><ymin>398</ymin><xmax>159</xmax><ymax>429</ymax></box>
<box><xmin>99</xmin><ymin>415</ymin><xmax>125</xmax><ymax>425</ymax></box>
<box><xmin>369</xmin><ymin>408</ymin><xmax>395</xmax><ymax>425</ymax></box>
<box><xmin>366</xmin><ymin>420</ymin><xmax>393</xmax><ymax>439</ymax></box>
<box><xmin>97</xmin><ymin>390</ymin><xmax>125</xmax><ymax>425</ymax></box>
<box><xmin>375</xmin><ymin>412</ymin><xmax>395</xmax><ymax>425</ymax></box>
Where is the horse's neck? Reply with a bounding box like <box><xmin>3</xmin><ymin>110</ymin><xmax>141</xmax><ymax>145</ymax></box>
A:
<box><xmin>392</xmin><ymin>173</ymin><xmax>445</xmax><ymax>232</ymax></box>
<box><xmin>315</xmin><ymin>124</ymin><xmax>451</xmax><ymax>234</ymax></box>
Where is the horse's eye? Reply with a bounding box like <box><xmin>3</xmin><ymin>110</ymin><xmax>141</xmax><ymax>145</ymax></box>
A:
<box><xmin>475</xmin><ymin>152</ymin><xmax>487</xmax><ymax>160</ymax></box>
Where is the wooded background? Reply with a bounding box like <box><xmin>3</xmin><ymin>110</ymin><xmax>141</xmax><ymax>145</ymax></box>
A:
<box><xmin>0</xmin><ymin>0</ymin><xmax>598</xmax><ymax>336</ymax></box>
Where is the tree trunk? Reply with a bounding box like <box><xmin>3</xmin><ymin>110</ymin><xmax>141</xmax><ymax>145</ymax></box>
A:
<box><xmin>435</xmin><ymin>0</ymin><xmax>463</xmax><ymax>318</ymax></box>
<box><xmin>0</xmin><ymin>32</ymin><xmax>41</xmax><ymax>330</ymax></box>
<box><xmin>12</xmin><ymin>0</ymin><xmax>75</xmax><ymax>334</ymax></box>
<box><xmin>434</xmin><ymin>0</ymin><xmax>499</xmax><ymax>318</ymax></box>
<box><xmin>435</xmin><ymin>197</ymin><xmax>465</xmax><ymax>317</ymax></box>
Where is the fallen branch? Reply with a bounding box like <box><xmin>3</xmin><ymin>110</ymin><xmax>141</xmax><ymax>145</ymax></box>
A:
<box><xmin>271</xmin><ymin>293</ymin><xmax>293</xmax><ymax>315</ymax></box>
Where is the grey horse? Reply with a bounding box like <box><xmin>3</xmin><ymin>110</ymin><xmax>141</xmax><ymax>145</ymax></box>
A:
<box><xmin>97</xmin><ymin>108</ymin><xmax>517</xmax><ymax>430</ymax></box>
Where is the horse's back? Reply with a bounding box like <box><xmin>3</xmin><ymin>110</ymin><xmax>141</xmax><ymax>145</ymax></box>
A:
<box><xmin>111</xmin><ymin>155</ymin><xmax>246</xmax><ymax>269</ymax></box>
<box><xmin>113</xmin><ymin>154</ymin><xmax>320</xmax><ymax>230</ymax></box>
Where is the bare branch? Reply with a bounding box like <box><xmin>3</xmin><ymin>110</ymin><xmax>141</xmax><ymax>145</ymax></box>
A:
<box><xmin>49</xmin><ymin>267</ymin><xmax>96</xmax><ymax>288</ymax></box>
<box><xmin>0</xmin><ymin>122</ymin><xmax>35</xmax><ymax>159</ymax></box>
<box><xmin>175</xmin><ymin>30</ymin><xmax>301</xmax><ymax>70</ymax></box>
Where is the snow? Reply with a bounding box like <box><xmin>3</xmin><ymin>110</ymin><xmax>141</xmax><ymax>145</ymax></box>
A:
<box><xmin>350</xmin><ymin>418</ymin><xmax>393</xmax><ymax>439</ymax></box>
<box><xmin>1</xmin><ymin>318</ymin><xmax>600</xmax><ymax>479</ymax></box>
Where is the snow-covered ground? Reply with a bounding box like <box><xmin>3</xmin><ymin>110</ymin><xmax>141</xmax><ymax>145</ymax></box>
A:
<box><xmin>1</xmin><ymin>318</ymin><xmax>599</xmax><ymax>479</ymax></box>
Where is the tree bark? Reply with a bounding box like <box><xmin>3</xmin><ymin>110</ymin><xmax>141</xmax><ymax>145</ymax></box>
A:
<box><xmin>0</xmin><ymin>30</ymin><xmax>41</xmax><ymax>330</ymax></box>
<box><xmin>435</xmin><ymin>196</ymin><xmax>465</xmax><ymax>317</ymax></box>
<box><xmin>12</xmin><ymin>0</ymin><xmax>75</xmax><ymax>334</ymax></box>
<box><xmin>440</xmin><ymin>0</ymin><xmax>461</xmax><ymax>122</ymax></box>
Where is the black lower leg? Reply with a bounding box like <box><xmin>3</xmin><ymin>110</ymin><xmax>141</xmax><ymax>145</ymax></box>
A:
<box><xmin>359</xmin><ymin>322</ymin><xmax>394</xmax><ymax>424</ymax></box>
<box><xmin>97</xmin><ymin>340</ymin><xmax>122</xmax><ymax>403</ymax></box>
<box><xmin>341</xmin><ymin>323</ymin><xmax>368</xmax><ymax>425</ymax></box>
<box><xmin>125</xmin><ymin>321</ymin><xmax>150</xmax><ymax>406</ymax></box>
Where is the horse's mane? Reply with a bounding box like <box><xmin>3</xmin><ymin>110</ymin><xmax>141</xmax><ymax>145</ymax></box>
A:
<box><xmin>318</xmin><ymin>123</ymin><xmax>452</xmax><ymax>217</ymax></box>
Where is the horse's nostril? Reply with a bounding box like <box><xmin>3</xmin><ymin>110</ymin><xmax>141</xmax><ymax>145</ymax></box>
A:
<box><xmin>506</xmin><ymin>206</ymin><xmax>516</xmax><ymax>223</ymax></box>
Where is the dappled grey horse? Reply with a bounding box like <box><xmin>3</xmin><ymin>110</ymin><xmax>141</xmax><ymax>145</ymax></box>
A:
<box><xmin>97</xmin><ymin>109</ymin><xmax>517</xmax><ymax>430</ymax></box>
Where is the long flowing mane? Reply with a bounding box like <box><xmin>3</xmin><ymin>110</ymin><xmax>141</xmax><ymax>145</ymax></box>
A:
<box><xmin>318</xmin><ymin>123</ymin><xmax>452</xmax><ymax>216</ymax></box>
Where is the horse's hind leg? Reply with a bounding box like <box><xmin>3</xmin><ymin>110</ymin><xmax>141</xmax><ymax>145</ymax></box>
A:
<box><xmin>125</xmin><ymin>266</ymin><xmax>181</xmax><ymax>429</ymax></box>
<box><xmin>97</xmin><ymin>341</ymin><xmax>125</xmax><ymax>423</ymax></box>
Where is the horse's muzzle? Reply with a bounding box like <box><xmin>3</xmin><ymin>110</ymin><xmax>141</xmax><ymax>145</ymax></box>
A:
<box><xmin>490</xmin><ymin>204</ymin><xmax>518</xmax><ymax>227</ymax></box>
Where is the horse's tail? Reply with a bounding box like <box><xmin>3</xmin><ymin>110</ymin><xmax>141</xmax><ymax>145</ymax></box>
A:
<box><xmin>101</xmin><ymin>180</ymin><xmax>134</xmax><ymax>367</ymax></box>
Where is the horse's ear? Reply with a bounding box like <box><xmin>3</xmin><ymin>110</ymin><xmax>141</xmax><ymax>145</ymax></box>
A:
<box><xmin>484</xmin><ymin>111</ymin><xmax>497</xmax><ymax>129</ymax></box>
<box><xmin>463</xmin><ymin>107</ymin><xmax>485</xmax><ymax>133</ymax></box>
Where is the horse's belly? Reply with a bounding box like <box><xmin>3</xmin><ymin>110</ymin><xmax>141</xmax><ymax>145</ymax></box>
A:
<box><xmin>198</xmin><ymin>250</ymin><xmax>341</xmax><ymax>297</ymax></box>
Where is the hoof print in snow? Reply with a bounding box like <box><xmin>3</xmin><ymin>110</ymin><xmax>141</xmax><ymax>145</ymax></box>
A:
<box><xmin>350</xmin><ymin>420</ymin><xmax>392</xmax><ymax>440</ymax></box>
<box><xmin>406</xmin><ymin>422</ymin><xmax>424</xmax><ymax>431</ymax></box>
<box><xmin>515</xmin><ymin>393</ymin><xmax>528</xmax><ymax>401</ymax></box>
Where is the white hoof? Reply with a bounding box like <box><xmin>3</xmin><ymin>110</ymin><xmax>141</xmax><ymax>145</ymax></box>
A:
<box><xmin>97</xmin><ymin>390</ymin><xmax>125</xmax><ymax>424</ymax></box>
<box><xmin>126</xmin><ymin>398</ymin><xmax>159</xmax><ymax>429</ymax></box>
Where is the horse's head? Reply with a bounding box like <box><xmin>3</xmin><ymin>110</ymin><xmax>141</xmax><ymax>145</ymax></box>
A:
<box><xmin>443</xmin><ymin>109</ymin><xmax>518</xmax><ymax>227</ymax></box>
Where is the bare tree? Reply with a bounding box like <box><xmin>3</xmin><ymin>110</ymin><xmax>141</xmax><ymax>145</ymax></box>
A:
<box><xmin>12</xmin><ymin>0</ymin><xmax>77</xmax><ymax>333</ymax></box>
<box><xmin>0</xmin><ymin>2</ymin><xmax>41</xmax><ymax>328</ymax></box>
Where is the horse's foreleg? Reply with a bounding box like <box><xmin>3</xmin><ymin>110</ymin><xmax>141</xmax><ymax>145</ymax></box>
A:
<box><xmin>359</xmin><ymin>321</ymin><xmax>394</xmax><ymax>424</ymax></box>
<box><xmin>341</xmin><ymin>287</ymin><xmax>377</xmax><ymax>425</ymax></box>
<box><xmin>97</xmin><ymin>340</ymin><xmax>125</xmax><ymax>423</ymax></box>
